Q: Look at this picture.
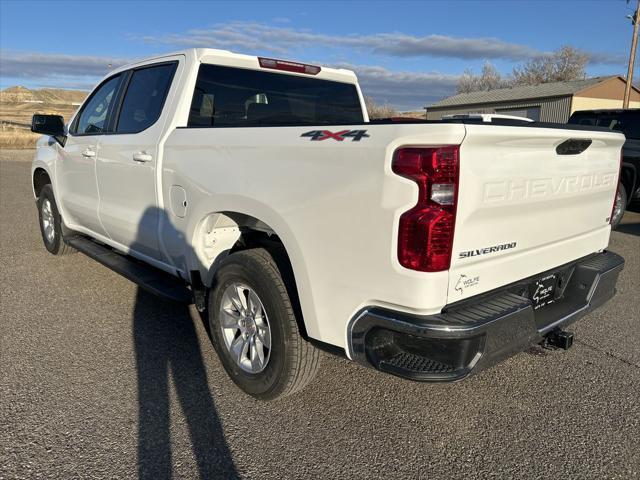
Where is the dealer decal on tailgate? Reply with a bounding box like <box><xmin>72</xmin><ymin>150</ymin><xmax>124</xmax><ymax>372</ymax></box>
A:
<box><xmin>301</xmin><ymin>130</ymin><xmax>369</xmax><ymax>141</ymax></box>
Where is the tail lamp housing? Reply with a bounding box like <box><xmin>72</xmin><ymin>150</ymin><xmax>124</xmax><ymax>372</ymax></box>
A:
<box><xmin>392</xmin><ymin>146</ymin><xmax>460</xmax><ymax>272</ymax></box>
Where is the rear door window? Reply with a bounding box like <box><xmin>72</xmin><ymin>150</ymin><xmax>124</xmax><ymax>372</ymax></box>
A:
<box><xmin>188</xmin><ymin>64</ymin><xmax>364</xmax><ymax>127</ymax></box>
<box><xmin>116</xmin><ymin>62</ymin><xmax>177</xmax><ymax>134</ymax></box>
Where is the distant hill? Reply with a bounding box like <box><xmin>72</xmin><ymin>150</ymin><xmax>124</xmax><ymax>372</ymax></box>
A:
<box><xmin>399</xmin><ymin>111</ymin><xmax>426</xmax><ymax>119</ymax></box>
<box><xmin>0</xmin><ymin>86</ymin><xmax>88</xmax><ymax>128</ymax></box>
<box><xmin>0</xmin><ymin>86</ymin><xmax>87</xmax><ymax>105</ymax></box>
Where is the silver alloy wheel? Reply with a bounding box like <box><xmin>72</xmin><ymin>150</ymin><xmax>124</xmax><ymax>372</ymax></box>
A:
<box><xmin>219</xmin><ymin>283</ymin><xmax>271</xmax><ymax>373</ymax></box>
<box><xmin>41</xmin><ymin>198</ymin><xmax>55</xmax><ymax>243</ymax></box>
<box><xmin>612</xmin><ymin>189</ymin><xmax>624</xmax><ymax>225</ymax></box>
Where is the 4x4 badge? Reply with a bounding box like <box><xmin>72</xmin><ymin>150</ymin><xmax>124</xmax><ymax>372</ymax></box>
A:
<box><xmin>301</xmin><ymin>129</ymin><xmax>369</xmax><ymax>142</ymax></box>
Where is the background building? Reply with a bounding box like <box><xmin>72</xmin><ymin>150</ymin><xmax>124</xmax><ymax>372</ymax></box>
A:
<box><xmin>425</xmin><ymin>76</ymin><xmax>640</xmax><ymax>122</ymax></box>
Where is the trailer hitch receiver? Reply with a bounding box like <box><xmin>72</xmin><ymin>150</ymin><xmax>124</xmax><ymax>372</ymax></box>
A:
<box><xmin>544</xmin><ymin>329</ymin><xmax>574</xmax><ymax>350</ymax></box>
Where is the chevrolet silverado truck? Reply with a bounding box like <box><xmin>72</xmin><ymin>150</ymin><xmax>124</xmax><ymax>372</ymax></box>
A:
<box><xmin>31</xmin><ymin>49</ymin><xmax>625</xmax><ymax>399</ymax></box>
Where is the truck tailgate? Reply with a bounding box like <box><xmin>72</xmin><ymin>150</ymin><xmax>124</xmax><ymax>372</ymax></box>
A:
<box><xmin>448</xmin><ymin>124</ymin><xmax>624</xmax><ymax>303</ymax></box>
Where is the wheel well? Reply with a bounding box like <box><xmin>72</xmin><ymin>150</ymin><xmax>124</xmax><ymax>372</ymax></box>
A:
<box><xmin>33</xmin><ymin>168</ymin><xmax>51</xmax><ymax>197</ymax></box>
<box><xmin>234</xmin><ymin>230</ymin><xmax>309</xmax><ymax>339</ymax></box>
<box><xmin>192</xmin><ymin>213</ymin><xmax>309</xmax><ymax>340</ymax></box>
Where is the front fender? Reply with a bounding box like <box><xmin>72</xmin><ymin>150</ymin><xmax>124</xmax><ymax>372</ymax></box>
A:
<box><xmin>31</xmin><ymin>136</ymin><xmax>59</xmax><ymax>198</ymax></box>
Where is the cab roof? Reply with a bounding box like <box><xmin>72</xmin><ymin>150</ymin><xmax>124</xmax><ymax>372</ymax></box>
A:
<box><xmin>112</xmin><ymin>48</ymin><xmax>359</xmax><ymax>85</ymax></box>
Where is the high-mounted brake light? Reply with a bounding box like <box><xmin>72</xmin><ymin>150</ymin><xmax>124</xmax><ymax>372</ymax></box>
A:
<box><xmin>392</xmin><ymin>146</ymin><xmax>460</xmax><ymax>272</ymax></box>
<box><xmin>258</xmin><ymin>57</ymin><xmax>321</xmax><ymax>75</ymax></box>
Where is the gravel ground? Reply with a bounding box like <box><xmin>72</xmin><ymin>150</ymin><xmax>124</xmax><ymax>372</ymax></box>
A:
<box><xmin>1</xmin><ymin>149</ymin><xmax>639</xmax><ymax>480</ymax></box>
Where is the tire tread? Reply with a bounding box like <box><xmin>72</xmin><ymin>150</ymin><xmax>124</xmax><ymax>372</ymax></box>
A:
<box><xmin>210</xmin><ymin>247</ymin><xmax>320</xmax><ymax>399</ymax></box>
<box><xmin>38</xmin><ymin>184</ymin><xmax>77</xmax><ymax>256</ymax></box>
<box><xmin>239</xmin><ymin>248</ymin><xmax>321</xmax><ymax>397</ymax></box>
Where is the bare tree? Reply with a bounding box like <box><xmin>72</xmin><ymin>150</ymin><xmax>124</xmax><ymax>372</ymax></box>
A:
<box><xmin>456</xmin><ymin>62</ymin><xmax>507</xmax><ymax>93</ymax></box>
<box><xmin>456</xmin><ymin>68</ymin><xmax>480</xmax><ymax>94</ymax></box>
<box><xmin>456</xmin><ymin>47</ymin><xmax>590</xmax><ymax>94</ymax></box>
<box><xmin>511</xmin><ymin>46</ymin><xmax>589</xmax><ymax>86</ymax></box>
<box><xmin>364</xmin><ymin>96</ymin><xmax>398</xmax><ymax>119</ymax></box>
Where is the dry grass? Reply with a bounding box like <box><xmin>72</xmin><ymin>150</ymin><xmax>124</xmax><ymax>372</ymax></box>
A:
<box><xmin>400</xmin><ymin>111</ymin><xmax>427</xmax><ymax>119</ymax></box>
<box><xmin>0</xmin><ymin>103</ymin><xmax>78</xmax><ymax>127</ymax></box>
<box><xmin>0</xmin><ymin>125</ymin><xmax>40</xmax><ymax>149</ymax></box>
<box><xmin>0</xmin><ymin>86</ymin><xmax>84</xmax><ymax>149</ymax></box>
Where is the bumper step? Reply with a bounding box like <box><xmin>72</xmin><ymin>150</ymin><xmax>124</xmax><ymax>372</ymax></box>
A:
<box><xmin>65</xmin><ymin>235</ymin><xmax>192</xmax><ymax>303</ymax></box>
<box><xmin>380</xmin><ymin>352</ymin><xmax>455</xmax><ymax>375</ymax></box>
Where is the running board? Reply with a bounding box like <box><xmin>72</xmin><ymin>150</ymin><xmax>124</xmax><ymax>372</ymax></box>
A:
<box><xmin>65</xmin><ymin>235</ymin><xmax>193</xmax><ymax>303</ymax></box>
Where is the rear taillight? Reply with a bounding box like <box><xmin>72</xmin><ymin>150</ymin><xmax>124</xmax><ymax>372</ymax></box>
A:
<box><xmin>258</xmin><ymin>57</ymin><xmax>321</xmax><ymax>75</ymax></box>
<box><xmin>392</xmin><ymin>146</ymin><xmax>460</xmax><ymax>272</ymax></box>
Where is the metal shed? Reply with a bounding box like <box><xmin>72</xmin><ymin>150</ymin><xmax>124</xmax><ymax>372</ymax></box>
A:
<box><xmin>425</xmin><ymin>76</ymin><xmax>640</xmax><ymax>122</ymax></box>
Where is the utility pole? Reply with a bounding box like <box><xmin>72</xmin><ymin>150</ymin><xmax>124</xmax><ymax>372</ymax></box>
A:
<box><xmin>623</xmin><ymin>0</ymin><xmax>639</xmax><ymax>108</ymax></box>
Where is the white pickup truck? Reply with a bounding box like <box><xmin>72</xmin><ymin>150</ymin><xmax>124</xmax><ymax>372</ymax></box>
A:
<box><xmin>31</xmin><ymin>49</ymin><xmax>625</xmax><ymax>399</ymax></box>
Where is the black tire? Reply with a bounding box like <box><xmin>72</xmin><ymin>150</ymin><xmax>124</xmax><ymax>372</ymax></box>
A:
<box><xmin>37</xmin><ymin>184</ymin><xmax>76</xmax><ymax>255</ymax></box>
<box><xmin>208</xmin><ymin>248</ymin><xmax>320</xmax><ymax>400</ymax></box>
<box><xmin>610</xmin><ymin>183</ymin><xmax>627</xmax><ymax>230</ymax></box>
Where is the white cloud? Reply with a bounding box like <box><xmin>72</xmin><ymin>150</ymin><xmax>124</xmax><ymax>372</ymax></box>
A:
<box><xmin>142</xmin><ymin>22</ymin><xmax>538</xmax><ymax>61</ymax></box>
<box><xmin>140</xmin><ymin>21</ymin><xmax>625</xmax><ymax>65</ymax></box>
<box><xmin>335</xmin><ymin>63</ymin><xmax>459</xmax><ymax>110</ymax></box>
<box><xmin>0</xmin><ymin>50</ymin><xmax>130</xmax><ymax>80</ymax></box>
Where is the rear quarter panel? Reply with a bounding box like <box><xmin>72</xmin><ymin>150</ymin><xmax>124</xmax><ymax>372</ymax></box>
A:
<box><xmin>161</xmin><ymin>123</ymin><xmax>466</xmax><ymax>350</ymax></box>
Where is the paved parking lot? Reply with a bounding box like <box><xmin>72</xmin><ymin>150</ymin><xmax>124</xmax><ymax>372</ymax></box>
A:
<box><xmin>1</xmin><ymin>149</ymin><xmax>639</xmax><ymax>479</ymax></box>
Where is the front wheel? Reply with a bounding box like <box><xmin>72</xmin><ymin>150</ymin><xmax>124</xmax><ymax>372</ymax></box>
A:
<box><xmin>611</xmin><ymin>183</ymin><xmax>627</xmax><ymax>230</ymax></box>
<box><xmin>208</xmin><ymin>248</ymin><xmax>321</xmax><ymax>400</ymax></box>
<box><xmin>37</xmin><ymin>184</ymin><xmax>75</xmax><ymax>256</ymax></box>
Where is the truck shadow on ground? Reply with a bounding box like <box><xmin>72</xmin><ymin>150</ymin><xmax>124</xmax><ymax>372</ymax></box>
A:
<box><xmin>131</xmin><ymin>207</ymin><xmax>238</xmax><ymax>479</ymax></box>
<box><xmin>133</xmin><ymin>290</ymin><xmax>238</xmax><ymax>479</ymax></box>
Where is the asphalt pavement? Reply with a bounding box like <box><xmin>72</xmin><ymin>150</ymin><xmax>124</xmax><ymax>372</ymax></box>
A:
<box><xmin>1</xmin><ymin>149</ymin><xmax>639</xmax><ymax>479</ymax></box>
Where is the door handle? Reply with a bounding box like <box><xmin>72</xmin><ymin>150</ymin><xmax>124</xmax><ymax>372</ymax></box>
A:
<box><xmin>133</xmin><ymin>152</ymin><xmax>152</xmax><ymax>163</ymax></box>
<box><xmin>82</xmin><ymin>148</ymin><xmax>96</xmax><ymax>158</ymax></box>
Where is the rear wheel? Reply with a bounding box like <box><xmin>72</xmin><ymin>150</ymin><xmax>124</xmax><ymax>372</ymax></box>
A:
<box><xmin>611</xmin><ymin>183</ymin><xmax>627</xmax><ymax>230</ymax></box>
<box><xmin>208</xmin><ymin>248</ymin><xmax>320</xmax><ymax>400</ymax></box>
<box><xmin>37</xmin><ymin>184</ymin><xmax>75</xmax><ymax>255</ymax></box>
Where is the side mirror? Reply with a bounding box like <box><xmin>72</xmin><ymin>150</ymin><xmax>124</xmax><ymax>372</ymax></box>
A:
<box><xmin>31</xmin><ymin>114</ymin><xmax>66</xmax><ymax>147</ymax></box>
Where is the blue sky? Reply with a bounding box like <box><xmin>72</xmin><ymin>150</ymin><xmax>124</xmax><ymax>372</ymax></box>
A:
<box><xmin>0</xmin><ymin>0</ymin><xmax>637</xmax><ymax>110</ymax></box>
